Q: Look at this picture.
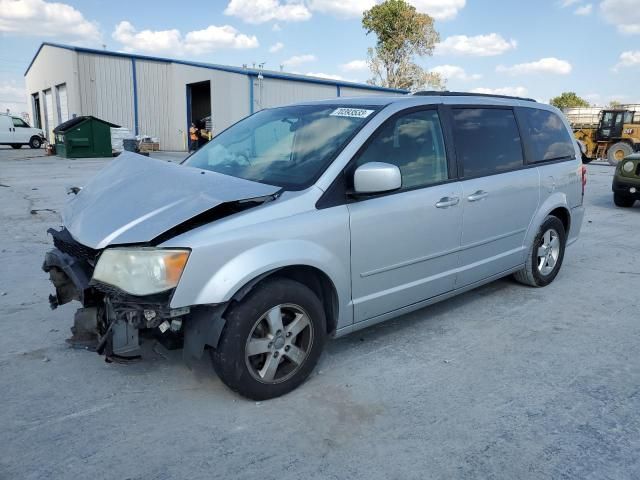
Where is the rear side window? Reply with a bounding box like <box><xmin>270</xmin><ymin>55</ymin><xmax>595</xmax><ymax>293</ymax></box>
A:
<box><xmin>519</xmin><ymin>108</ymin><xmax>575</xmax><ymax>162</ymax></box>
<box><xmin>452</xmin><ymin>108</ymin><xmax>524</xmax><ymax>178</ymax></box>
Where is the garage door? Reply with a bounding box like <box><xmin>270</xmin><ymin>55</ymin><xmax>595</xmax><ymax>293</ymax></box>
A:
<box><xmin>44</xmin><ymin>89</ymin><xmax>54</xmax><ymax>141</ymax></box>
<box><xmin>56</xmin><ymin>84</ymin><xmax>69</xmax><ymax>124</ymax></box>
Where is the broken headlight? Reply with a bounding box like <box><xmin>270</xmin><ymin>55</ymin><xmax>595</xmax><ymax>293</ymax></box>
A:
<box><xmin>92</xmin><ymin>248</ymin><xmax>190</xmax><ymax>296</ymax></box>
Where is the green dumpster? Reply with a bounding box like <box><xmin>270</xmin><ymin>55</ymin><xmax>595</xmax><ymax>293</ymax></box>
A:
<box><xmin>53</xmin><ymin>116</ymin><xmax>120</xmax><ymax>158</ymax></box>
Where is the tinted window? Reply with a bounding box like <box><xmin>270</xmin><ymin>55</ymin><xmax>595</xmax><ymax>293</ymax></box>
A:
<box><xmin>519</xmin><ymin>108</ymin><xmax>575</xmax><ymax>162</ymax></box>
<box><xmin>624</xmin><ymin>111</ymin><xmax>633</xmax><ymax>124</ymax></box>
<box><xmin>452</xmin><ymin>108</ymin><xmax>524</xmax><ymax>177</ymax></box>
<box><xmin>355</xmin><ymin>109</ymin><xmax>448</xmax><ymax>190</ymax></box>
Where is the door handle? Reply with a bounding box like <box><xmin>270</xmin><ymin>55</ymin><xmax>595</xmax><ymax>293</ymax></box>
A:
<box><xmin>467</xmin><ymin>190</ymin><xmax>489</xmax><ymax>202</ymax></box>
<box><xmin>435</xmin><ymin>196</ymin><xmax>460</xmax><ymax>208</ymax></box>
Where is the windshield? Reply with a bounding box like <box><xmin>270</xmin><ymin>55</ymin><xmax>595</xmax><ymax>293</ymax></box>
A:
<box><xmin>184</xmin><ymin>104</ymin><xmax>379</xmax><ymax>189</ymax></box>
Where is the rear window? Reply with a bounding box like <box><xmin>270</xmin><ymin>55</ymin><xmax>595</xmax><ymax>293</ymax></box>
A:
<box><xmin>519</xmin><ymin>108</ymin><xmax>575</xmax><ymax>162</ymax></box>
<box><xmin>451</xmin><ymin>108</ymin><xmax>524</xmax><ymax>178</ymax></box>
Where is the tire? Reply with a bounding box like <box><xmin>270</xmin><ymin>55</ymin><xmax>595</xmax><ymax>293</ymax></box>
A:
<box><xmin>211</xmin><ymin>278</ymin><xmax>326</xmax><ymax>400</ymax></box>
<box><xmin>514</xmin><ymin>216</ymin><xmax>566</xmax><ymax>287</ymax></box>
<box><xmin>607</xmin><ymin>142</ymin><xmax>633</xmax><ymax>166</ymax></box>
<box><xmin>29</xmin><ymin>136</ymin><xmax>42</xmax><ymax>149</ymax></box>
<box><xmin>10</xmin><ymin>144</ymin><xmax>22</xmax><ymax>149</ymax></box>
<box><xmin>614</xmin><ymin>192</ymin><xmax>635</xmax><ymax>208</ymax></box>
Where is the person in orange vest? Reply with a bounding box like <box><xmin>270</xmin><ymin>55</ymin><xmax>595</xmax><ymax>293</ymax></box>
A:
<box><xmin>189</xmin><ymin>122</ymin><xmax>198</xmax><ymax>152</ymax></box>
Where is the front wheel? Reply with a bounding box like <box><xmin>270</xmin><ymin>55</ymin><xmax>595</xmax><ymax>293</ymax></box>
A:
<box><xmin>211</xmin><ymin>278</ymin><xmax>326</xmax><ymax>400</ymax></box>
<box><xmin>514</xmin><ymin>216</ymin><xmax>566</xmax><ymax>287</ymax></box>
<box><xmin>29</xmin><ymin>136</ymin><xmax>42</xmax><ymax>149</ymax></box>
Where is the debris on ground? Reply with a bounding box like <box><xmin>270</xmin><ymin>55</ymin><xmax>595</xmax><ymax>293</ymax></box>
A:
<box><xmin>30</xmin><ymin>209</ymin><xmax>57</xmax><ymax>215</ymax></box>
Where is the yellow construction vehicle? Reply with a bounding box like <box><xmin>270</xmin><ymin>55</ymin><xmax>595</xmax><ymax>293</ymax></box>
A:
<box><xmin>564</xmin><ymin>105</ymin><xmax>640</xmax><ymax>165</ymax></box>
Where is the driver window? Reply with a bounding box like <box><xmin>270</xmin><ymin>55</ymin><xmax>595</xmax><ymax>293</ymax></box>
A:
<box><xmin>12</xmin><ymin>117</ymin><xmax>29</xmax><ymax>128</ymax></box>
<box><xmin>614</xmin><ymin>113</ymin><xmax>624</xmax><ymax>128</ymax></box>
<box><xmin>355</xmin><ymin>109</ymin><xmax>448</xmax><ymax>190</ymax></box>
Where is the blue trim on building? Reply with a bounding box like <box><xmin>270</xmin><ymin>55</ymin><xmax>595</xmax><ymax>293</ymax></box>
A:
<box><xmin>249</xmin><ymin>75</ymin><xmax>254</xmax><ymax>114</ymax></box>
<box><xmin>186</xmin><ymin>85</ymin><xmax>192</xmax><ymax>150</ymax></box>
<box><xmin>131</xmin><ymin>58</ymin><xmax>139</xmax><ymax>135</ymax></box>
<box><xmin>25</xmin><ymin>42</ymin><xmax>408</xmax><ymax>95</ymax></box>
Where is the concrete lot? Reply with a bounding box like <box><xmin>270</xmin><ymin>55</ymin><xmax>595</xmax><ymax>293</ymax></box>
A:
<box><xmin>1</xmin><ymin>146</ymin><xmax>639</xmax><ymax>479</ymax></box>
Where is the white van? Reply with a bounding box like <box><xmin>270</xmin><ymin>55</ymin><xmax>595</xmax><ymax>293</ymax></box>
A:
<box><xmin>0</xmin><ymin>114</ymin><xmax>45</xmax><ymax>149</ymax></box>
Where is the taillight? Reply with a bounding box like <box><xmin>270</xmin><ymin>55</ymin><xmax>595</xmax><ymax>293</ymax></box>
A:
<box><xmin>581</xmin><ymin>165</ymin><xmax>587</xmax><ymax>196</ymax></box>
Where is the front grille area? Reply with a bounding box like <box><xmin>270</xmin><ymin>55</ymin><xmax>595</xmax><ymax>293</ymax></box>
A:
<box><xmin>92</xmin><ymin>280</ymin><xmax>174</xmax><ymax>305</ymax></box>
<box><xmin>48</xmin><ymin>227</ymin><xmax>99</xmax><ymax>262</ymax></box>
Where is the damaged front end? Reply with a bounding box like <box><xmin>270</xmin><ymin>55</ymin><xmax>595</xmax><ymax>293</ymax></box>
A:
<box><xmin>42</xmin><ymin>152</ymin><xmax>281</xmax><ymax>363</ymax></box>
<box><xmin>43</xmin><ymin>228</ymin><xmax>231</xmax><ymax>362</ymax></box>
<box><xmin>42</xmin><ymin>228</ymin><xmax>205</xmax><ymax>360</ymax></box>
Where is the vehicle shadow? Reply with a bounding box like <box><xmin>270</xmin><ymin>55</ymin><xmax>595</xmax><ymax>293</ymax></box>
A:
<box><xmin>102</xmin><ymin>277</ymin><xmax>516</xmax><ymax>382</ymax></box>
<box><xmin>324</xmin><ymin>277</ymin><xmax>517</xmax><ymax>359</ymax></box>
<box><xmin>589</xmin><ymin>192</ymin><xmax>640</xmax><ymax>211</ymax></box>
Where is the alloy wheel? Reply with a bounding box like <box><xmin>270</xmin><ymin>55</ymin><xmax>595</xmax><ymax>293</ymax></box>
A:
<box><xmin>537</xmin><ymin>228</ymin><xmax>560</xmax><ymax>276</ymax></box>
<box><xmin>244</xmin><ymin>303</ymin><xmax>313</xmax><ymax>384</ymax></box>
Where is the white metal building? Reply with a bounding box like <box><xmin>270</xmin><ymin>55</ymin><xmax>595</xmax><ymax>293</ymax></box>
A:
<box><xmin>25</xmin><ymin>43</ymin><xmax>405</xmax><ymax>151</ymax></box>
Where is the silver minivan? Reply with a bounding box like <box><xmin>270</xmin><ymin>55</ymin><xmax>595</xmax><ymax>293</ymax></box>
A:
<box><xmin>43</xmin><ymin>92</ymin><xmax>586</xmax><ymax>399</ymax></box>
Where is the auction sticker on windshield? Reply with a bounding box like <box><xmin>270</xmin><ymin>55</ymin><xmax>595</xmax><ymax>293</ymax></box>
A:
<box><xmin>330</xmin><ymin>108</ymin><xmax>375</xmax><ymax>119</ymax></box>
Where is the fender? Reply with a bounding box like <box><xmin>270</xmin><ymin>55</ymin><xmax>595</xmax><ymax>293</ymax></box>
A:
<box><xmin>522</xmin><ymin>191</ymin><xmax>570</xmax><ymax>255</ymax></box>
<box><xmin>170</xmin><ymin>239</ymin><xmax>352</xmax><ymax>327</ymax></box>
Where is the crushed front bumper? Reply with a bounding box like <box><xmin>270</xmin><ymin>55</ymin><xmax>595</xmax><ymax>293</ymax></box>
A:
<box><xmin>42</xmin><ymin>248</ymin><xmax>93</xmax><ymax>309</ymax></box>
<box><xmin>42</xmin><ymin>228</ymin><xmax>226</xmax><ymax>362</ymax></box>
<box><xmin>612</xmin><ymin>177</ymin><xmax>640</xmax><ymax>200</ymax></box>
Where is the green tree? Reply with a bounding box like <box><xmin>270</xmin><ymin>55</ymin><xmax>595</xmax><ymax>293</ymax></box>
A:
<box><xmin>608</xmin><ymin>100</ymin><xmax>622</xmax><ymax>108</ymax></box>
<box><xmin>362</xmin><ymin>0</ymin><xmax>442</xmax><ymax>91</ymax></box>
<box><xmin>549</xmin><ymin>92</ymin><xmax>590</xmax><ymax>109</ymax></box>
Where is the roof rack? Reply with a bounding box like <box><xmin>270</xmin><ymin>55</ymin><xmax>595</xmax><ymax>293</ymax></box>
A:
<box><xmin>411</xmin><ymin>90</ymin><xmax>537</xmax><ymax>103</ymax></box>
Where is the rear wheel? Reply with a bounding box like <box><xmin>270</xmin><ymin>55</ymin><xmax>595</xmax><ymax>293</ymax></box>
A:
<box><xmin>514</xmin><ymin>216</ymin><xmax>566</xmax><ymax>287</ymax></box>
<box><xmin>607</xmin><ymin>142</ymin><xmax>633</xmax><ymax>166</ymax></box>
<box><xmin>10</xmin><ymin>144</ymin><xmax>22</xmax><ymax>149</ymax></box>
<box><xmin>211</xmin><ymin>278</ymin><xmax>326</xmax><ymax>400</ymax></box>
<box><xmin>29</xmin><ymin>136</ymin><xmax>42</xmax><ymax>149</ymax></box>
<box><xmin>614</xmin><ymin>192</ymin><xmax>635</xmax><ymax>208</ymax></box>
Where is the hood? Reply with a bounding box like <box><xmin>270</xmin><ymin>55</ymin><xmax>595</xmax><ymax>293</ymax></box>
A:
<box><xmin>63</xmin><ymin>152</ymin><xmax>280</xmax><ymax>249</ymax></box>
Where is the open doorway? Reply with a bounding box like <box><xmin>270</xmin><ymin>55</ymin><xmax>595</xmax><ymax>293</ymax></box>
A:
<box><xmin>31</xmin><ymin>93</ymin><xmax>41</xmax><ymax>129</ymax></box>
<box><xmin>186</xmin><ymin>80</ymin><xmax>211</xmax><ymax>151</ymax></box>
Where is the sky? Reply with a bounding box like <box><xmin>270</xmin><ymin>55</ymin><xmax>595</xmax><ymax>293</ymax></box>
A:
<box><xmin>0</xmin><ymin>0</ymin><xmax>637</xmax><ymax>114</ymax></box>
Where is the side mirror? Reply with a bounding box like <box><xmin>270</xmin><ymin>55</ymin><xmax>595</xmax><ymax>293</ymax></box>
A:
<box><xmin>353</xmin><ymin>162</ymin><xmax>402</xmax><ymax>194</ymax></box>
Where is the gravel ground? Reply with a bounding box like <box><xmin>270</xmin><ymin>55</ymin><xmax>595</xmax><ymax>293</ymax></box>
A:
<box><xmin>1</xmin><ymin>147</ymin><xmax>639</xmax><ymax>479</ymax></box>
